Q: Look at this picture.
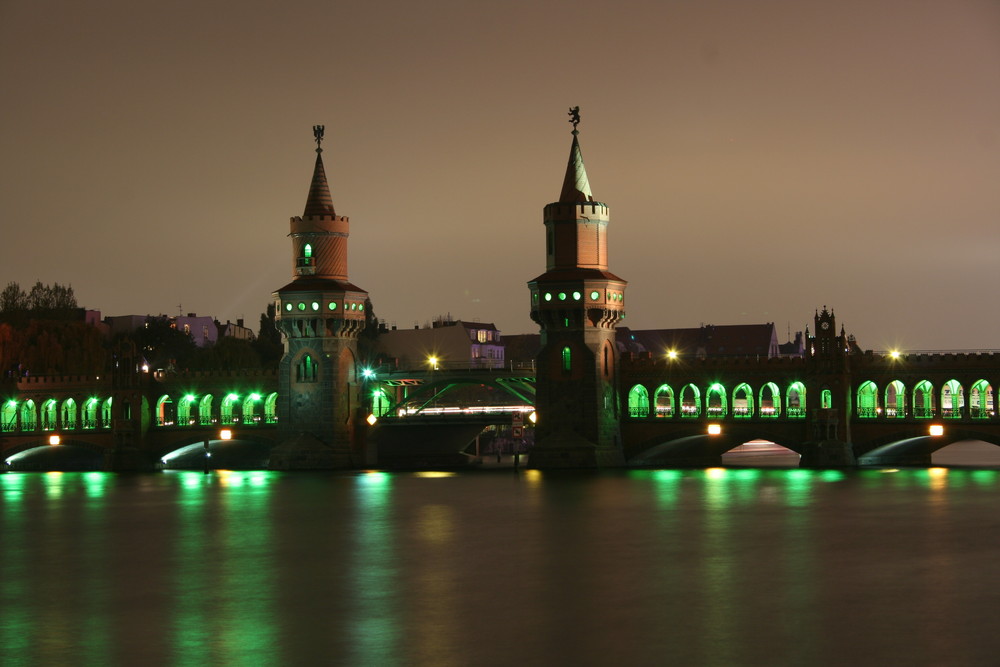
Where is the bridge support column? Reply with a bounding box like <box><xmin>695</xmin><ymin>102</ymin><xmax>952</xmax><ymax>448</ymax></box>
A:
<box><xmin>798</xmin><ymin>440</ymin><xmax>857</xmax><ymax>468</ymax></box>
<box><xmin>103</xmin><ymin>446</ymin><xmax>156</xmax><ymax>472</ymax></box>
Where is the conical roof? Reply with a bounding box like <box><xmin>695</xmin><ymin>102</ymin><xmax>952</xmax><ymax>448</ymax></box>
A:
<box><xmin>303</xmin><ymin>151</ymin><xmax>336</xmax><ymax>217</ymax></box>
<box><xmin>558</xmin><ymin>131</ymin><xmax>594</xmax><ymax>203</ymax></box>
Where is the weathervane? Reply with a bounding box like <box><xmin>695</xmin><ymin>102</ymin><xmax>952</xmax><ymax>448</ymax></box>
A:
<box><xmin>568</xmin><ymin>106</ymin><xmax>581</xmax><ymax>133</ymax></box>
<box><xmin>312</xmin><ymin>124</ymin><xmax>325</xmax><ymax>152</ymax></box>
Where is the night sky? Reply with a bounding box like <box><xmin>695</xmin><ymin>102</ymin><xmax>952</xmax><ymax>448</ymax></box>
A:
<box><xmin>1</xmin><ymin>0</ymin><xmax>998</xmax><ymax>351</ymax></box>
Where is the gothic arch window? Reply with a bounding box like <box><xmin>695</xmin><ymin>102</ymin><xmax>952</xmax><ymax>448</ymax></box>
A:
<box><xmin>680</xmin><ymin>384</ymin><xmax>701</xmax><ymax>418</ymax></box>
<box><xmin>970</xmin><ymin>380</ymin><xmax>993</xmax><ymax>419</ymax></box>
<box><xmin>156</xmin><ymin>395</ymin><xmax>174</xmax><ymax>426</ymax></box>
<box><xmin>654</xmin><ymin>384</ymin><xmax>674</xmax><ymax>418</ymax></box>
<box><xmin>857</xmin><ymin>381</ymin><xmax>878</xmax><ymax>418</ymax></box>
<box><xmin>2</xmin><ymin>400</ymin><xmax>17</xmax><ymax>432</ymax></box>
<box><xmin>297</xmin><ymin>354</ymin><xmax>318</xmax><ymax>382</ymax></box>
<box><xmin>101</xmin><ymin>397</ymin><xmax>113</xmax><ymax>428</ymax></box>
<box><xmin>41</xmin><ymin>399</ymin><xmax>57</xmax><ymax>430</ymax></box>
<box><xmin>913</xmin><ymin>381</ymin><xmax>935</xmax><ymax>418</ymax></box>
<box><xmin>627</xmin><ymin>384</ymin><xmax>649</xmax><ymax>419</ymax></box>
<box><xmin>372</xmin><ymin>388</ymin><xmax>391</xmax><ymax>417</ymax></box>
<box><xmin>561</xmin><ymin>346</ymin><xmax>572</xmax><ymax>373</ymax></box>
<box><xmin>199</xmin><ymin>394</ymin><xmax>215</xmax><ymax>425</ymax></box>
<box><xmin>177</xmin><ymin>395</ymin><xmax>197</xmax><ymax>426</ymax></box>
<box><xmin>83</xmin><ymin>397</ymin><xmax>100</xmax><ymax>430</ymax></box>
<box><xmin>759</xmin><ymin>383</ymin><xmax>780</xmax><ymax>418</ymax></box>
<box><xmin>221</xmin><ymin>394</ymin><xmax>241</xmax><ymax>425</ymax></box>
<box><xmin>265</xmin><ymin>393</ymin><xmax>279</xmax><ymax>424</ymax></box>
<box><xmin>298</xmin><ymin>243</ymin><xmax>314</xmax><ymax>268</ymax></box>
<box><xmin>821</xmin><ymin>389</ymin><xmax>832</xmax><ymax>409</ymax></box>
<box><xmin>61</xmin><ymin>398</ymin><xmax>77</xmax><ymax>430</ymax></box>
<box><xmin>242</xmin><ymin>393</ymin><xmax>263</xmax><ymax>424</ymax></box>
<box><xmin>884</xmin><ymin>381</ymin><xmax>906</xmax><ymax>418</ymax></box>
<box><xmin>21</xmin><ymin>399</ymin><xmax>37</xmax><ymax>431</ymax></box>
<box><xmin>706</xmin><ymin>383</ymin><xmax>727</xmax><ymax>417</ymax></box>
<box><xmin>941</xmin><ymin>379</ymin><xmax>964</xmax><ymax>419</ymax></box>
<box><xmin>786</xmin><ymin>382</ymin><xmax>806</xmax><ymax>418</ymax></box>
<box><xmin>733</xmin><ymin>383</ymin><xmax>753</xmax><ymax>418</ymax></box>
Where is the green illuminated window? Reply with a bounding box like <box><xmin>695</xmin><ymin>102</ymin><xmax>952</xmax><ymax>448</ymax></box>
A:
<box><xmin>821</xmin><ymin>389</ymin><xmax>832</xmax><ymax>409</ymax></box>
<box><xmin>41</xmin><ymin>399</ymin><xmax>57</xmax><ymax>430</ymax></box>
<box><xmin>857</xmin><ymin>381</ymin><xmax>878</xmax><ymax>418</ymax></box>
<box><xmin>304</xmin><ymin>243</ymin><xmax>312</xmax><ymax>258</ymax></box>
<box><xmin>561</xmin><ymin>346</ymin><xmax>571</xmax><ymax>372</ymax></box>
<box><xmin>60</xmin><ymin>398</ymin><xmax>77</xmax><ymax>430</ymax></box>
<box><xmin>558</xmin><ymin>292</ymin><xmax>566</xmax><ymax>301</ymax></box>
<box><xmin>298</xmin><ymin>243</ymin><xmax>314</xmax><ymax>267</ymax></box>
<box><xmin>329</xmin><ymin>302</ymin><xmax>337</xmax><ymax>310</ymax></box>
<box><xmin>590</xmin><ymin>290</ymin><xmax>600</xmax><ymax>301</ymax></box>
<box><xmin>706</xmin><ymin>383</ymin><xmax>727</xmax><ymax>417</ymax></box>
<box><xmin>297</xmin><ymin>302</ymin><xmax>306</xmax><ymax>311</ymax></box>
<box><xmin>545</xmin><ymin>293</ymin><xmax>552</xmax><ymax>302</ymax></box>
<box><xmin>311</xmin><ymin>302</ymin><xmax>319</xmax><ymax>311</ymax></box>
<box><xmin>563</xmin><ymin>317</ymin><xmax>570</xmax><ymax>328</ymax></box>
<box><xmin>628</xmin><ymin>384</ymin><xmax>650</xmax><ymax>418</ymax></box>
<box><xmin>101</xmin><ymin>397</ymin><xmax>112</xmax><ymax>428</ymax></box>
<box><xmin>265</xmin><ymin>393</ymin><xmax>278</xmax><ymax>424</ymax></box>
<box><xmin>285</xmin><ymin>303</ymin><xmax>292</xmax><ymax>312</ymax></box>
<box><xmin>533</xmin><ymin>293</ymin><xmax>539</xmax><ymax>302</ymax></box>
<box><xmin>297</xmin><ymin>354</ymin><xmax>317</xmax><ymax>382</ymax></box>
<box><xmin>359</xmin><ymin>304</ymin><xmax>364</xmax><ymax>311</ymax></box>
<box><xmin>1</xmin><ymin>400</ymin><xmax>17</xmax><ymax>432</ymax></box>
<box><xmin>372</xmin><ymin>389</ymin><xmax>391</xmax><ymax>417</ymax></box>
<box><xmin>177</xmin><ymin>395</ymin><xmax>197</xmax><ymax>426</ymax></box>
<box><xmin>572</xmin><ymin>291</ymin><xmax>581</xmax><ymax>300</ymax></box>
<box><xmin>654</xmin><ymin>385</ymin><xmax>674</xmax><ymax>417</ymax></box>
<box><xmin>680</xmin><ymin>384</ymin><xmax>701</xmax><ymax>418</ymax></box>
<box><xmin>787</xmin><ymin>382</ymin><xmax>806</xmax><ymax>418</ymax></box>
<box><xmin>199</xmin><ymin>395</ymin><xmax>214</xmax><ymax>426</ymax></box>
<box><xmin>941</xmin><ymin>379</ymin><xmax>964</xmax><ymax>419</ymax></box>
<box><xmin>759</xmin><ymin>383</ymin><xmax>780</xmax><ymax>418</ymax></box>
<box><xmin>221</xmin><ymin>393</ymin><xmax>240</xmax><ymax>425</ymax></box>
<box><xmin>350</xmin><ymin>303</ymin><xmax>357</xmax><ymax>310</ymax></box>
<box><xmin>884</xmin><ymin>381</ymin><xmax>905</xmax><ymax>418</ymax></box>
<box><xmin>21</xmin><ymin>399</ymin><xmax>37</xmax><ymax>431</ymax></box>
<box><xmin>970</xmin><ymin>380</ymin><xmax>993</xmax><ymax>419</ymax></box>
<box><xmin>83</xmin><ymin>397</ymin><xmax>99</xmax><ymax>430</ymax></box>
<box><xmin>913</xmin><ymin>380</ymin><xmax>935</xmax><ymax>418</ymax></box>
<box><xmin>733</xmin><ymin>383</ymin><xmax>753</xmax><ymax>418</ymax></box>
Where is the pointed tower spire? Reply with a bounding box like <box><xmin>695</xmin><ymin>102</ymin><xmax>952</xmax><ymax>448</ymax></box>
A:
<box><xmin>559</xmin><ymin>108</ymin><xmax>594</xmax><ymax>203</ymax></box>
<box><xmin>304</xmin><ymin>125</ymin><xmax>335</xmax><ymax>217</ymax></box>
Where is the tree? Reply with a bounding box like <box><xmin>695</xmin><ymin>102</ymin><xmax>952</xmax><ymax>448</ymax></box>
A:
<box><xmin>253</xmin><ymin>303</ymin><xmax>283</xmax><ymax>368</ymax></box>
<box><xmin>125</xmin><ymin>316</ymin><xmax>197</xmax><ymax>371</ymax></box>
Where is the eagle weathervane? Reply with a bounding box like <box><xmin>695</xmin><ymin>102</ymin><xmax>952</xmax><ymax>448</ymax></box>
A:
<box><xmin>313</xmin><ymin>124</ymin><xmax>325</xmax><ymax>151</ymax></box>
<box><xmin>568</xmin><ymin>106</ymin><xmax>581</xmax><ymax>133</ymax></box>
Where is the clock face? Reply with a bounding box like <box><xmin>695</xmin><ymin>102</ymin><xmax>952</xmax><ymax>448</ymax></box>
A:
<box><xmin>821</xmin><ymin>321</ymin><xmax>830</xmax><ymax>330</ymax></box>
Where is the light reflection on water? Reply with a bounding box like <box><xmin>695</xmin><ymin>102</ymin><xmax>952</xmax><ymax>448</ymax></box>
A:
<box><xmin>2</xmin><ymin>467</ymin><xmax>1000</xmax><ymax>665</ymax></box>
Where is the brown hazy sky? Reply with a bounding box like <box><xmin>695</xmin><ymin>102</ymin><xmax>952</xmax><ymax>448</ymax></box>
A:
<box><xmin>1</xmin><ymin>0</ymin><xmax>998</xmax><ymax>350</ymax></box>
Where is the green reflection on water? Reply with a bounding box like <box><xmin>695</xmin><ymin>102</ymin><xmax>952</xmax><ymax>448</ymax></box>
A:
<box><xmin>0</xmin><ymin>474</ymin><xmax>31</xmax><ymax>660</ymax></box>
<box><xmin>351</xmin><ymin>472</ymin><xmax>400</xmax><ymax>665</ymax></box>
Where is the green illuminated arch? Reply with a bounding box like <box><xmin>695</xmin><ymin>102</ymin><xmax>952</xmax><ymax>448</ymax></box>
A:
<box><xmin>21</xmin><ymin>399</ymin><xmax>36</xmax><ymax>431</ymax></box>
<box><xmin>101</xmin><ymin>397</ymin><xmax>112</xmax><ymax>428</ymax></box>
<box><xmin>60</xmin><ymin>398</ymin><xmax>77</xmax><ymax>430</ymax></box>
<box><xmin>941</xmin><ymin>379</ymin><xmax>964</xmax><ymax>419</ymax></box>
<box><xmin>41</xmin><ymin>399</ymin><xmax>57</xmax><ymax>430</ymax></box>
<box><xmin>628</xmin><ymin>384</ymin><xmax>650</xmax><ymax>419</ymax></box>
<box><xmin>221</xmin><ymin>394</ymin><xmax>240</xmax><ymax>425</ymax></box>
<box><xmin>759</xmin><ymin>383</ymin><xmax>780</xmax><ymax>418</ymax></box>
<box><xmin>83</xmin><ymin>397</ymin><xmax>99</xmax><ymax>429</ymax></box>
<box><xmin>561</xmin><ymin>346</ymin><xmax>571</xmax><ymax>372</ymax></box>
<box><xmin>372</xmin><ymin>388</ymin><xmax>391</xmax><ymax>417</ymax></box>
<box><xmin>654</xmin><ymin>384</ymin><xmax>674</xmax><ymax>418</ymax></box>
<box><xmin>199</xmin><ymin>394</ymin><xmax>215</xmax><ymax>425</ymax></box>
<box><xmin>786</xmin><ymin>382</ymin><xmax>806</xmax><ymax>418</ymax></box>
<box><xmin>821</xmin><ymin>389</ymin><xmax>832</xmax><ymax>409</ymax></box>
<box><xmin>177</xmin><ymin>395</ymin><xmax>197</xmax><ymax>426</ymax></box>
<box><xmin>242</xmin><ymin>393</ymin><xmax>263</xmax><ymax>424</ymax></box>
<box><xmin>970</xmin><ymin>380</ymin><xmax>993</xmax><ymax>419</ymax></box>
<box><xmin>297</xmin><ymin>354</ymin><xmax>317</xmax><ymax>382</ymax></box>
<box><xmin>857</xmin><ymin>381</ymin><xmax>878</xmax><ymax>418</ymax></box>
<box><xmin>732</xmin><ymin>383</ymin><xmax>753</xmax><ymax>418</ymax></box>
<box><xmin>706</xmin><ymin>383</ymin><xmax>727</xmax><ymax>417</ymax></box>
<box><xmin>680</xmin><ymin>384</ymin><xmax>701</xmax><ymax>418</ymax></box>
<box><xmin>913</xmin><ymin>380</ymin><xmax>934</xmax><ymax>418</ymax></box>
<box><xmin>2</xmin><ymin>400</ymin><xmax>17</xmax><ymax>432</ymax></box>
<box><xmin>298</xmin><ymin>243</ymin><xmax>313</xmax><ymax>267</ymax></box>
<box><xmin>884</xmin><ymin>381</ymin><xmax>906</xmax><ymax>418</ymax></box>
<box><xmin>155</xmin><ymin>395</ymin><xmax>173</xmax><ymax>426</ymax></box>
<box><xmin>265</xmin><ymin>393</ymin><xmax>278</xmax><ymax>424</ymax></box>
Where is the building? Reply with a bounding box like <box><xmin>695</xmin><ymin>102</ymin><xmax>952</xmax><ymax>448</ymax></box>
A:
<box><xmin>376</xmin><ymin>316</ymin><xmax>504</xmax><ymax>369</ymax></box>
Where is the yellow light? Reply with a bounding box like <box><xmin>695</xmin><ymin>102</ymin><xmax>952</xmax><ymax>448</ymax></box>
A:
<box><xmin>366</xmin><ymin>413</ymin><xmax>378</xmax><ymax>426</ymax></box>
<box><xmin>707</xmin><ymin>424</ymin><xmax>722</xmax><ymax>436</ymax></box>
<box><xmin>48</xmin><ymin>434</ymin><xmax>61</xmax><ymax>446</ymax></box>
<box><xmin>528</xmin><ymin>411</ymin><xmax>537</xmax><ymax>424</ymax></box>
<box><xmin>929</xmin><ymin>424</ymin><xmax>944</xmax><ymax>437</ymax></box>
<box><xmin>428</xmin><ymin>356</ymin><xmax>439</xmax><ymax>370</ymax></box>
<box><xmin>219</xmin><ymin>429</ymin><xmax>233</xmax><ymax>440</ymax></box>
<box><xmin>666</xmin><ymin>349</ymin><xmax>678</xmax><ymax>360</ymax></box>
<box><xmin>889</xmin><ymin>350</ymin><xmax>901</xmax><ymax>359</ymax></box>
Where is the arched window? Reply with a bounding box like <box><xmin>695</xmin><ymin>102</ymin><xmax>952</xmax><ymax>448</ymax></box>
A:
<box><xmin>156</xmin><ymin>395</ymin><xmax>173</xmax><ymax>426</ymax></box>
<box><xmin>297</xmin><ymin>354</ymin><xmax>317</xmax><ymax>382</ymax></box>
<box><xmin>199</xmin><ymin>394</ymin><xmax>215</xmax><ymax>425</ymax></box>
<box><xmin>83</xmin><ymin>397</ymin><xmax>99</xmax><ymax>429</ymax></box>
<box><xmin>61</xmin><ymin>398</ymin><xmax>77</xmax><ymax>430</ymax></box>
<box><xmin>759</xmin><ymin>383</ymin><xmax>780</xmax><ymax>418</ymax></box>
<box><xmin>970</xmin><ymin>380</ymin><xmax>993</xmax><ymax>419</ymax></box>
<box><xmin>885</xmin><ymin>381</ymin><xmax>906</xmax><ymax>418</ymax></box>
<box><xmin>821</xmin><ymin>389</ymin><xmax>832</xmax><ymax>409</ymax></box>
<box><xmin>2</xmin><ymin>400</ymin><xmax>17</xmax><ymax>432</ymax></box>
<box><xmin>561</xmin><ymin>346</ymin><xmax>572</xmax><ymax>373</ymax></box>
<box><xmin>265</xmin><ymin>393</ymin><xmax>279</xmax><ymax>423</ymax></box>
<box><xmin>706</xmin><ymin>383</ymin><xmax>727</xmax><ymax>417</ymax></box>
<box><xmin>912</xmin><ymin>380</ymin><xmax>935</xmax><ymax>418</ymax></box>
<box><xmin>177</xmin><ymin>395</ymin><xmax>197</xmax><ymax>426</ymax></box>
<box><xmin>732</xmin><ymin>383</ymin><xmax>753</xmax><ymax>418</ymax></box>
<box><xmin>857</xmin><ymin>381</ymin><xmax>878</xmax><ymax>418</ymax></box>
<box><xmin>654</xmin><ymin>384</ymin><xmax>674</xmax><ymax>418</ymax></box>
<box><xmin>298</xmin><ymin>243</ymin><xmax>313</xmax><ymax>267</ymax></box>
<box><xmin>941</xmin><ymin>379</ymin><xmax>964</xmax><ymax>419</ymax></box>
<box><xmin>680</xmin><ymin>384</ymin><xmax>701</xmax><ymax>418</ymax></box>
<box><xmin>628</xmin><ymin>384</ymin><xmax>649</xmax><ymax>418</ymax></box>
<box><xmin>41</xmin><ymin>399</ymin><xmax>57</xmax><ymax>430</ymax></box>
<box><xmin>101</xmin><ymin>397</ymin><xmax>113</xmax><ymax>428</ymax></box>
<box><xmin>786</xmin><ymin>382</ymin><xmax>806</xmax><ymax>418</ymax></box>
<box><xmin>372</xmin><ymin>388</ymin><xmax>391</xmax><ymax>417</ymax></box>
<box><xmin>21</xmin><ymin>399</ymin><xmax>37</xmax><ymax>431</ymax></box>
<box><xmin>221</xmin><ymin>394</ymin><xmax>240</xmax><ymax>424</ymax></box>
<box><xmin>242</xmin><ymin>393</ymin><xmax>263</xmax><ymax>424</ymax></box>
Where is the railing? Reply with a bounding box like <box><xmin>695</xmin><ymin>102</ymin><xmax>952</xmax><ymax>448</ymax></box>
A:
<box><xmin>857</xmin><ymin>407</ymin><xmax>878</xmax><ymax>419</ymax></box>
<box><xmin>628</xmin><ymin>406</ymin><xmax>649</xmax><ymax>419</ymax></box>
<box><xmin>913</xmin><ymin>407</ymin><xmax>934</xmax><ymax>418</ymax></box>
<box><xmin>786</xmin><ymin>408</ymin><xmax>806</xmax><ymax>419</ymax></box>
<box><xmin>732</xmin><ymin>407</ymin><xmax>752</xmax><ymax>419</ymax></box>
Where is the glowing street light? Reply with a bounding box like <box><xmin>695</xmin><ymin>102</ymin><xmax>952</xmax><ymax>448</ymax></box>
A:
<box><xmin>366</xmin><ymin>413</ymin><xmax>378</xmax><ymax>426</ymax></box>
<box><xmin>707</xmin><ymin>424</ymin><xmax>722</xmax><ymax>436</ymax></box>
<box><xmin>48</xmin><ymin>434</ymin><xmax>61</xmax><ymax>446</ymax></box>
<box><xmin>889</xmin><ymin>350</ymin><xmax>901</xmax><ymax>360</ymax></box>
<box><xmin>929</xmin><ymin>424</ymin><xmax>944</xmax><ymax>437</ymax></box>
<box><xmin>428</xmin><ymin>356</ymin><xmax>439</xmax><ymax>370</ymax></box>
<box><xmin>666</xmin><ymin>349</ymin><xmax>678</xmax><ymax>360</ymax></box>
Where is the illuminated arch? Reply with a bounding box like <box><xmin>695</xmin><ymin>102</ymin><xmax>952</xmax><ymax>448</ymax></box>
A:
<box><xmin>786</xmin><ymin>382</ymin><xmax>806</xmax><ymax>418</ymax></box>
<box><xmin>732</xmin><ymin>383</ymin><xmax>753</xmax><ymax>418</ymax></box>
<box><xmin>101</xmin><ymin>397</ymin><xmax>113</xmax><ymax>428</ymax></box>
<box><xmin>177</xmin><ymin>394</ymin><xmax>197</xmax><ymax>426</ymax></box>
<box><xmin>561</xmin><ymin>346</ymin><xmax>572</xmax><ymax>373</ymax></box>
<box><xmin>706</xmin><ymin>383</ymin><xmax>727</xmax><ymax>417</ymax></box>
<box><xmin>680</xmin><ymin>384</ymin><xmax>701</xmax><ymax>418</ymax></box>
<box><xmin>941</xmin><ymin>379</ymin><xmax>964</xmax><ymax>419</ymax></box>
<box><xmin>654</xmin><ymin>384</ymin><xmax>674</xmax><ymax>418</ymax></box>
<box><xmin>21</xmin><ymin>399</ymin><xmax>37</xmax><ymax>431</ymax></box>
<box><xmin>759</xmin><ymin>383</ymin><xmax>780</xmax><ymax>418</ymax></box>
<box><xmin>628</xmin><ymin>384</ymin><xmax>650</xmax><ymax>418</ymax></box>
<box><xmin>61</xmin><ymin>398</ymin><xmax>77</xmax><ymax>430</ymax></box>
<box><xmin>297</xmin><ymin>354</ymin><xmax>317</xmax><ymax>382</ymax></box>
<box><xmin>2</xmin><ymin>400</ymin><xmax>17</xmax><ymax>432</ymax></box>
<box><xmin>83</xmin><ymin>397</ymin><xmax>99</xmax><ymax>429</ymax></box>
<box><xmin>372</xmin><ymin>388</ymin><xmax>391</xmax><ymax>417</ymax></box>
<box><xmin>199</xmin><ymin>394</ymin><xmax>215</xmax><ymax>425</ymax></box>
<box><xmin>912</xmin><ymin>380</ymin><xmax>934</xmax><ymax>418</ymax></box>
<box><xmin>970</xmin><ymin>380</ymin><xmax>994</xmax><ymax>419</ymax></box>
<box><xmin>242</xmin><ymin>393</ymin><xmax>263</xmax><ymax>424</ymax></box>
<box><xmin>221</xmin><ymin>394</ymin><xmax>240</xmax><ymax>425</ymax></box>
<box><xmin>821</xmin><ymin>388</ymin><xmax>832</xmax><ymax>409</ymax></box>
<box><xmin>857</xmin><ymin>381</ymin><xmax>878</xmax><ymax>418</ymax></box>
<box><xmin>155</xmin><ymin>395</ymin><xmax>174</xmax><ymax>426</ymax></box>
<box><xmin>884</xmin><ymin>381</ymin><xmax>906</xmax><ymax>418</ymax></box>
<box><xmin>264</xmin><ymin>393</ymin><xmax>278</xmax><ymax>423</ymax></box>
<box><xmin>41</xmin><ymin>399</ymin><xmax>57</xmax><ymax>430</ymax></box>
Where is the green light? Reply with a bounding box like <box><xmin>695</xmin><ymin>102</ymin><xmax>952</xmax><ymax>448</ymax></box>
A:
<box><xmin>297</xmin><ymin>302</ymin><xmax>306</xmax><ymax>311</ymax></box>
<box><xmin>329</xmin><ymin>302</ymin><xmax>337</xmax><ymax>310</ymax></box>
<box><xmin>359</xmin><ymin>304</ymin><xmax>364</xmax><ymax>311</ymax></box>
<box><xmin>572</xmin><ymin>291</ymin><xmax>581</xmax><ymax>300</ymax></box>
<box><xmin>558</xmin><ymin>292</ymin><xmax>566</xmax><ymax>301</ymax></box>
<box><xmin>250</xmin><ymin>393</ymin><xmax>261</xmax><ymax>401</ymax></box>
<box><xmin>351</xmin><ymin>303</ymin><xmax>357</xmax><ymax>310</ymax></box>
<box><xmin>544</xmin><ymin>293</ymin><xmax>552</xmax><ymax>301</ymax></box>
<box><xmin>285</xmin><ymin>303</ymin><xmax>292</xmax><ymax>311</ymax></box>
<box><xmin>311</xmin><ymin>302</ymin><xmax>319</xmax><ymax>311</ymax></box>
<box><xmin>590</xmin><ymin>291</ymin><xmax>599</xmax><ymax>300</ymax></box>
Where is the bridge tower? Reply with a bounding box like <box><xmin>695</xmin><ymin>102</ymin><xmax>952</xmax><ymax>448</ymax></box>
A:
<box><xmin>527</xmin><ymin>110</ymin><xmax>627</xmax><ymax>468</ymax></box>
<box><xmin>802</xmin><ymin>307</ymin><xmax>857</xmax><ymax>466</ymax></box>
<box><xmin>270</xmin><ymin>126</ymin><xmax>369</xmax><ymax>469</ymax></box>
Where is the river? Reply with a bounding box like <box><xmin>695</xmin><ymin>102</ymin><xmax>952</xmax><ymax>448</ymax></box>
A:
<box><xmin>3</xmin><ymin>458</ymin><xmax>1000</xmax><ymax>666</ymax></box>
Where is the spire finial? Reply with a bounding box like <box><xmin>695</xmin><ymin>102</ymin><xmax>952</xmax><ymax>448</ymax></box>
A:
<box><xmin>568</xmin><ymin>106</ymin><xmax>580</xmax><ymax>134</ymax></box>
<box><xmin>312</xmin><ymin>124</ymin><xmax>325</xmax><ymax>153</ymax></box>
